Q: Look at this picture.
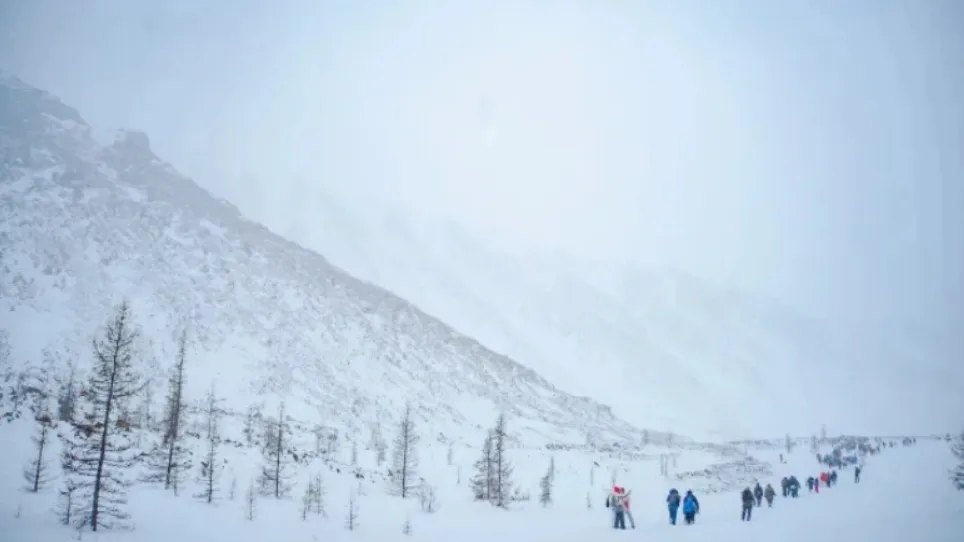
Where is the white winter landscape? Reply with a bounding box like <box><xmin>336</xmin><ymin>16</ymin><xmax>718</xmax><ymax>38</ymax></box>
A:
<box><xmin>1</xmin><ymin>1</ymin><xmax>963</xmax><ymax>541</ymax></box>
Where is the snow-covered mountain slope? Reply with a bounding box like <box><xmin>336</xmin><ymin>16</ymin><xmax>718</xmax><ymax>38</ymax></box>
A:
<box><xmin>260</xmin><ymin>172</ymin><xmax>962</xmax><ymax>440</ymax></box>
<box><xmin>0</xmin><ymin>72</ymin><xmax>651</xmax><ymax>446</ymax></box>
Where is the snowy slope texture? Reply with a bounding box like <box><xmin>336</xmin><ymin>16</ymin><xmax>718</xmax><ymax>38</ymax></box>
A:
<box><xmin>0</xmin><ymin>71</ymin><xmax>652</xmax><ymax>447</ymax></box>
<box><xmin>266</xmin><ymin>171</ymin><xmax>963</xmax><ymax>441</ymax></box>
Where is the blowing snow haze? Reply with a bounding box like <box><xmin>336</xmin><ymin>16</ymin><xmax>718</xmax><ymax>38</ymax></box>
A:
<box><xmin>1</xmin><ymin>0</ymin><xmax>962</xmax><ymax>440</ymax></box>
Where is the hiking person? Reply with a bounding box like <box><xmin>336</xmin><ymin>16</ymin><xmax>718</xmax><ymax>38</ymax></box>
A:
<box><xmin>788</xmin><ymin>476</ymin><xmax>800</xmax><ymax>497</ymax></box>
<box><xmin>814</xmin><ymin>476</ymin><xmax>820</xmax><ymax>493</ymax></box>
<box><xmin>854</xmin><ymin>465</ymin><xmax>862</xmax><ymax>483</ymax></box>
<box><xmin>608</xmin><ymin>486</ymin><xmax>626</xmax><ymax>529</ymax></box>
<box><xmin>620</xmin><ymin>487</ymin><xmax>636</xmax><ymax>529</ymax></box>
<box><xmin>830</xmin><ymin>470</ymin><xmax>838</xmax><ymax>486</ymax></box>
<box><xmin>764</xmin><ymin>483</ymin><xmax>776</xmax><ymax>507</ymax></box>
<box><xmin>753</xmin><ymin>482</ymin><xmax>764</xmax><ymax>506</ymax></box>
<box><xmin>741</xmin><ymin>487</ymin><xmax>755</xmax><ymax>521</ymax></box>
<box><xmin>682</xmin><ymin>490</ymin><xmax>700</xmax><ymax>525</ymax></box>
<box><xmin>666</xmin><ymin>488</ymin><xmax>681</xmax><ymax>525</ymax></box>
<box><xmin>806</xmin><ymin>476</ymin><xmax>815</xmax><ymax>492</ymax></box>
<box><xmin>781</xmin><ymin>477</ymin><xmax>789</xmax><ymax>497</ymax></box>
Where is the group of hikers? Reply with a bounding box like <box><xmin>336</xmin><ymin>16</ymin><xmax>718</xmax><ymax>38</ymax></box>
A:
<box><xmin>605</xmin><ymin>486</ymin><xmax>701</xmax><ymax>528</ymax></box>
<box><xmin>604</xmin><ymin>452</ymin><xmax>867</xmax><ymax>529</ymax></box>
<box><xmin>739</xmin><ymin>481</ymin><xmax>777</xmax><ymax>521</ymax></box>
<box><xmin>737</xmin><ymin>459</ymin><xmax>864</xmax><ymax>523</ymax></box>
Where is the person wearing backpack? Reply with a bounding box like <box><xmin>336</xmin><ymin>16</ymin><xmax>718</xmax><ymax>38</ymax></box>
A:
<box><xmin>753</xmin><ymin>482</ymin><xmax>764</xmax><ymax>506</ymax></box>
<box><xmin>788</xmin><ymin>476</ymin><xmax>801</xmax><ymax>497</ymax></box>
<box><xmin>682</xmin><ymin>490</ymin><xmax>700</xmax><ymax>524</ymax></box>
<box><xmin>607</xmin><ymin>486</ymin><xmax>626</xmax><ymax>529</ymax></box>
<box><xmin>666</xmin><ymin>488</ymin><xmax>681</xmax><ymax>525</ymax></box>
<box><xmin>764</xmin><ymin>483</ymin><xmax>776</xmax><ymax>507</ymax></box>
<box><xmin>741</xmin><ymin>487</ymin><xmax>755</xmax><ymax>521</ymax></box>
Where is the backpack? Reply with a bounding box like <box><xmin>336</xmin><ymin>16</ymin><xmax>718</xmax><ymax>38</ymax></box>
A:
<box><xmin>612</xmin><ymin>495</ymin><xmax>625</xmax><ymax>511</ymax></box>
<box><xmin>682</xmin><ymin>494</ymin><xmax>697</xmax><ymax>513</ymax></box>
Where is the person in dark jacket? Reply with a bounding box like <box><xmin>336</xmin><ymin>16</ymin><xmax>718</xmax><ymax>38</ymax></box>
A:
<box><xmin>806</xmin><ymin>476</ymin><xmax>815</xmax><ymax>492</ymax></box>
<box><xmin>854</xmin><ymin>465</ymin><xmax>862</xmax><ymax>483</ymax></box>
<box><xmin>789</xmin><ymin>476</ymin><xmax>801</xmax><ymax>497</ymax></box>
<box><xmin>781</xmin><ymin>477</ymin><xmax>789</xmax><ymax>497</ymax></box>
<box><xmin>682</xmin><ymin>490</ymin><xmax>700</xmax><ymax>524</ymax></box>
<box><xmin>830</xmin><ymin>470</ymin><xmax>838</xmax><ymax>486</ymax></box>
<box><xmin>666</xmin><ymin>488</ymin><xmax>681</xmax><ymax>525</ymax></box>
<box><xmin>608</xmin><ymin>486</ymin><xmax>626</xmax><ymax>529</ymax></box>
<box><xmin>741</xmin><ymin>487</ymin><xmax>755</xmax><ymax>521</ymax></box>
<box><xmin>764</xmin><ymin>483</ymin><xmax>776</xmax><ymax>507</ymax></box>
<box><xmin>753</xmin><ymin>483</ymin><xmax>764</xmax><ymax>506</ymax></box>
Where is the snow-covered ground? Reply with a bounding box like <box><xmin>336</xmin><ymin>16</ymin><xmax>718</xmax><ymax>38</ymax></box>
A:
<box><xmin>1</xmin><ymin>411</ymin><xmax>960</xmax><ymax>542</ymax></box>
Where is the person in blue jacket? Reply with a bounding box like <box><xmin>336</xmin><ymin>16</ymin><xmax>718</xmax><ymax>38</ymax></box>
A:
<box><xmin>666</xmin><ymin>488</ymin><xmax>681</xmax><ymax>525</ymax></box>
<box><xmin>682</xmin><ymin>490</ymin><xmax>700</xmax><ymax>524</ymax></box>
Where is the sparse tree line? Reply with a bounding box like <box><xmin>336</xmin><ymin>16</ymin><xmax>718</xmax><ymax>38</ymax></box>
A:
<box><xmin>8</xmin><ymin>302</ymin><xmax>226</xmax><ymax>532</ymax></box>
<box><xmin>0</xmin><ymin>301</ymin><xmax>534</xmax><ymax>536</ymax></box>
<box><xmin>951</xmin><ymin>431</ymin><xmax>964</xmax><ymax>491</ymax></box>
<box><xmin>469</xmin><ymin>412</ymin><xmax>528</xmax><ymax>507</ymax></box>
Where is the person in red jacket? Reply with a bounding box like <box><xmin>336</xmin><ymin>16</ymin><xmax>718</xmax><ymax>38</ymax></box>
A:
<box><xmin>620</xmin><ymin>487</ymin><xmax>636</xmax><ymax>529</ymax></box>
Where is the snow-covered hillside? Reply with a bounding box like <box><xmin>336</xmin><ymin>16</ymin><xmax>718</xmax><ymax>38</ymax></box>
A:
<box><xmin>266</xmin><ymin>182</ymin><xmax>962</xmax><ymax>439</ymax></box>
<box><xmin>0</xmin><ymin>71</ymin><xmax>651</xmax><ymax>446</ymax></box>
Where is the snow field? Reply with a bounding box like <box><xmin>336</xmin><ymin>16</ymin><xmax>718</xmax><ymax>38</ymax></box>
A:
<box><xmin>2</xmin><ymin>409</ymin><xmax>961</xmax><ymax>542</ymax></box>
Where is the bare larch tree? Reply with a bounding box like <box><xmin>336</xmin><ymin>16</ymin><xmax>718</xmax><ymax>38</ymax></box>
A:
<box><xmin>57</xmin><ymin>357</ymin><xmax>77</xmax><ymax>422</ymax></box>
<box><xmin>259</xmin><ymin>401</ymin><xmax>292</xmax><ymax>498</ymax></box>
<box><xmin>161</xmin><ymin>329</ymin><xmax>190</xmax><ymax>491</ymax></box>
<box><xmin>491</xmin><ymin>413</ymin><xmax>514</xmax><ymax>508</ymax></box>
<box><xmin>195</xmin><ymin>383</ymin><xmax>224</xmax><ymax>503</ymax></box>
<box><xmin>470</xmin><ymin>430</ymin><xmax>494</xmax><ymax>501</ymax></box>
<box><xmin>389</xmin><ymin>402</ymin><xmax>420</xmax><ymax>498</ymax></box>
<box><xmin>951</xmin><ymin>430</ymin><xmax>964</xmax><ymax>490</ymax></box>
<box><xmin>23</xmin><ymin>412</ymin><xmax>54</xmax><ymax>492</ymax></box>
<box><xmin>60</xmin><ymin>300</ymin><xmax>144</xmax><ymax>531</ymax></box>
<box><xmin>245</xmin><ymin>479</ymin><xmax>256</xmax><ymax>520</ymax></box>
<box><xmin>345</xmin><ymin>491</ymin><xmax>359</xmax><ymax>530</ymax></box>
<box><xmin>538</xmin><ymin>456</ymin><xmax>555</xmax><ymax>507</ymax></box>
<box><xmin>311</xmin><ymin>472</ymin><xmax>327</xmax><ymax>516</ymax></box>
<box><xmin>142</xmin><ymin>328</ymin><xmax>192</xmax><ymax>494</ymax></box>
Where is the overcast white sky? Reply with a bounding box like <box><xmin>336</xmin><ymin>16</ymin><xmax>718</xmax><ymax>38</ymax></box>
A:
<box><xmin>1</xmin><ymin>0</ymin><xmax>961</xmax><ymax>327</ymax></box>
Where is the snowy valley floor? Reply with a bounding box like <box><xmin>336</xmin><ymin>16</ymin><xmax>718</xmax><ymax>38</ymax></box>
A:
<box><xmin>0</xmin><ymin>423</ymin><xmax>962</xmax><ymax>542</ymax></box>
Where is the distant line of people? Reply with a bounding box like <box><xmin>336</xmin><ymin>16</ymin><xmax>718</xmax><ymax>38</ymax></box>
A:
<box><xmin>605</xmin><ymin>446</ymin><xmax>871</xmax><ymax>529</ymax></box>
<box><xmin>739</xmin><ymin>451</ymin><xmax>868</xmax><ymax>522</ymax></box>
